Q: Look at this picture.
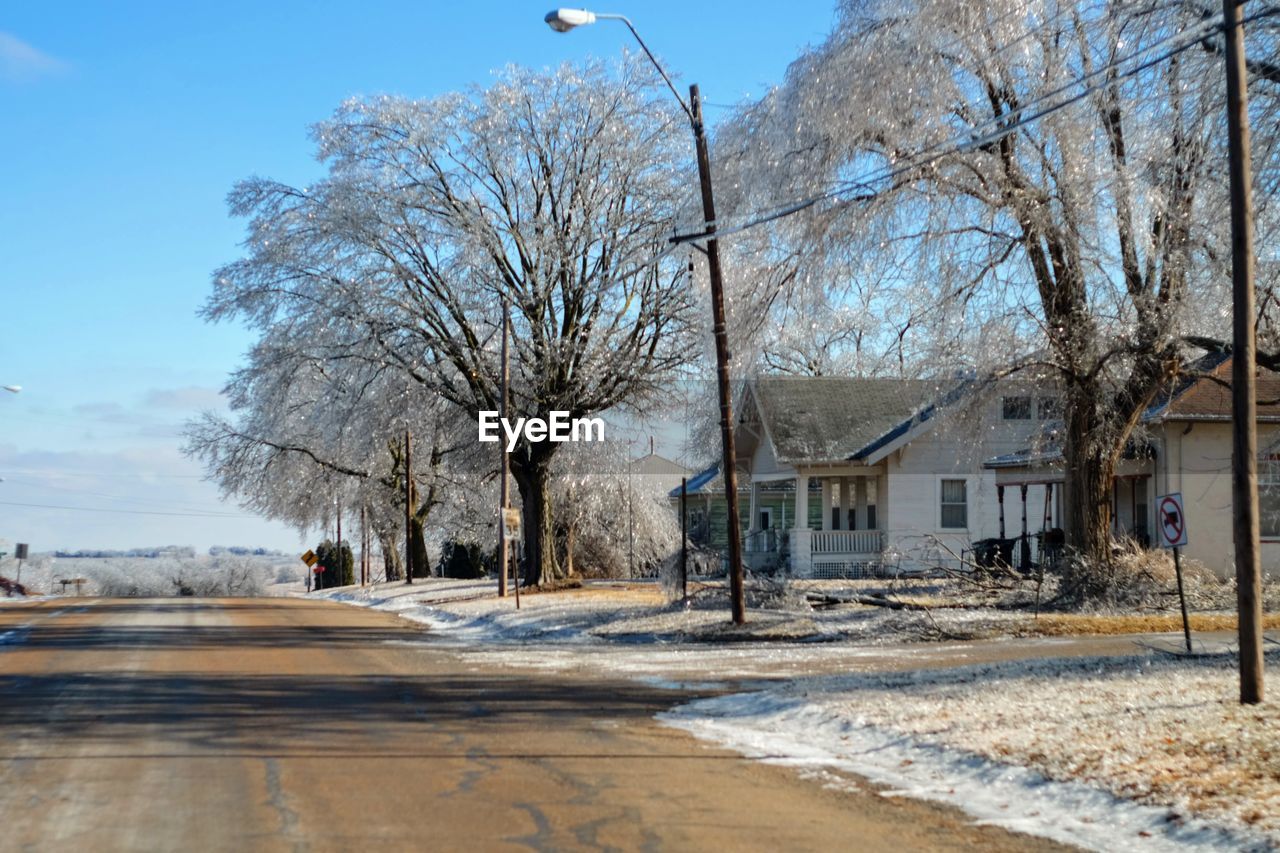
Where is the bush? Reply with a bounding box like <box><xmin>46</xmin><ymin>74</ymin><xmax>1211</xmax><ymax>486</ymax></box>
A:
<box><xmin>1062</xmin><ymin>538</ymin><xmax>1224</xmax><ymax>610</ymax></box>
<box><xmin>439</xmin><ymin>541</ymin><xmax>487</xmax><ymax>579</ymax></box>
<box><xmin>314</xmin><ymin>540</ymin><xmax>354</xmax><ymax>589</ymax></box>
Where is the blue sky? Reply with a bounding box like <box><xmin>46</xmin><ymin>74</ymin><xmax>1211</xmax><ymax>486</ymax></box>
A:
<box><xmin>0</xmin><ymin>1</ymin><xmax>836</xmax><ymax>553</ymax></box>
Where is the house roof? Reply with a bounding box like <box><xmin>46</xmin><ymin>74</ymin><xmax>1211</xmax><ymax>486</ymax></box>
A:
<box><xmin>628</xmin><ymin>452</ymin><xmax>688</xmax><ymax>478</ymax></box>
<box><xmin>671</xmin><ymin>462</ymin><xmax>720</xmax><ymax>497</ymax></box>
<box><xmin>985</xmin><ymin>350</ymin><xmax>1278</xmax><ymax>471</ymax></box>
<box><xmin>749</xmin><ymin>377</ymin><xmax>939</xmax><ymax>464</ymax></box>
<box><xmin>667</xmin><ymin>462</ymin><xmax>802</xmax><ymax>498</ymax></box>
<box><xmin>1145</xmin><ymin>352</ymin><xmax>1280</xmax><ymax>422</ymax></box>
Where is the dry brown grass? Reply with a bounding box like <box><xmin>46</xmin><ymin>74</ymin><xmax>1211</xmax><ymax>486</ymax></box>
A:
<box><xmin>1026</xmin><ymin>612</ymin><xmax>1280</xmax><ymax>636</ymax></box>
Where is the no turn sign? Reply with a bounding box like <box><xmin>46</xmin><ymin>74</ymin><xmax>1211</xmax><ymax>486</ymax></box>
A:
<box><xmin>1156</xmin><ymin>493</ymin><xmax>1188</xmax><ymax>549</ymax></box>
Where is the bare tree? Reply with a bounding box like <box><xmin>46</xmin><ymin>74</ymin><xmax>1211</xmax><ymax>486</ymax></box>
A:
<box><xmin>203</xmin><ymin>61</ymin><xmax>698</xmax><ymax>587</ymax></box>
<box><xmin>717</xmin><ymin>0</ymin><xmax>1280</xmax><ymax>599</ymax></box>
<box><xmin>184</xmin><ymin>323</ymin><xmax>476</xmax><ymax>580</ymax></box>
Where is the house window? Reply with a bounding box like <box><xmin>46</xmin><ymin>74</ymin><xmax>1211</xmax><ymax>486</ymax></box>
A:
<box><xmin>1037</xmin><ymin>397</ymin><xmax>1062</xmax><ymax>420</ymax></box>
<box><xmin>1002</xmin><ymin>396</ymin><xmax>1032</xmax><ymax>420</ymax></box>
<box><xmin>940</xmin><ymin>479</ymin><xmax>968</xmax><ymax>529</ymax></box>
<box><xmin>1260</xmin><ymin>458</ymin><xmax>1280</xmax><ymax>537</ymax></box>
<box><xmin>759</xmin><ymin>508</ymin><xmax>773</xmax><ymax>530</ymax></box>
<box><xmin>867</xmin><ymin>505</ymin><xmax>877</xmax><ymax>530</ymax></box>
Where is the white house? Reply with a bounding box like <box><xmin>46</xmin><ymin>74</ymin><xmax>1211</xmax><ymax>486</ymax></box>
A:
<box><xmin>734</xmin><ymin>376</ymin><xmax>1054</xmax><ymax>577</ymax></box>
<box><xmin>987</xmin><ymin>352</ymin><xmax>1280</xmax><ymax>579</ymax></box>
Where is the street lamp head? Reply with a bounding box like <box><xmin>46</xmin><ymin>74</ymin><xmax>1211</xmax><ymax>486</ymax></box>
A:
<box><xmin>2</xmin><ymin>385</ymin><xmax>20</xmax><ymax>394</ymax></box>
<box><xmin>545</xmin><ymin>8</ymin><xmax>597</xmax><ymax>32</ymax></box>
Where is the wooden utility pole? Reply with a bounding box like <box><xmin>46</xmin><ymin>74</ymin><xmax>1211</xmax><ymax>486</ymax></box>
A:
<box><xmin>335</xmin><ymin>502</ymin><xmax>342</xmax><ymax>586</ymax></box>
<box><xmin>360</xmin><ymin>504</ymin><xmax>368</xmax><ymax>586</ymax></box>
<box><xmin>498</xmin><ymin>300</ymin><xmax>510</xmax><ymax>598</ymax></box>
<box><xmin>404</xmin><ymin>429</ymin><xmax>413</xmax><ymax>586</ymax></box>
<box><xmin>1223</xmin><ymin>0</ymin><xmax>1263</xmax><ymax>704</ymax></box>
<box><xmin>680</xmin><ymin>477</ymin><xmax>688</xmax><ymax>601</ymax></box>
<box><xmin>690</xmin><ymin>83</ymin><xmax>745</xmax><ymax>625</ymax></box>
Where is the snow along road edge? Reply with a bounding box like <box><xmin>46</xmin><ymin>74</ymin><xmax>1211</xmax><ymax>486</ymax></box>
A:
<box><xmin>658</xmin><ymin>689</ymin><xmax>1268</xmax><ymax>853</ymax></box>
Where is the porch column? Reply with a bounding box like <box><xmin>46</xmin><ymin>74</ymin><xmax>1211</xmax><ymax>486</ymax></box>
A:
<box><xmin>821</xmin><ymin>478</ymin><xmax>833</xmax><ymax>531</ymax></box>
<box><xmin>838</xmin><ymin>478</ymin><xmax>852</xmax><ymax>530</ymax></box>
<box><xmin>748</xmin><ymin>481</ymin><xmax>760</xmax><ymax>533</ymax></box>
<box><xmin>997</xmin><ymin>485</ymin><xmax>1006</xmax><ymax>539</ymax></box>
<box><xmin>791</xmin><ymin>469</ymin><xmax>812</xmax><ymax>577</ymax></box>
<box><xmin>870</xmin><ymin>473</ymin><xmax>880</xmax><ymax>527</ymax></box>
<box><xmin>855</xmin><ymin>476</ymin><xmax>869</xmax><ymax>532</ymax></box>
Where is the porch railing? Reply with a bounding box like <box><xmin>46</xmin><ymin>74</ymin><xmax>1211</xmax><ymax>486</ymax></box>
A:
<box><xmin>745</xmin><ymin>529</ymin><xmax>782</xmax><ymax>553</ymax></box>
<box><xmin>811</xmin><ymin>529</ymin><xmax>884</xmax><ymax>555</ymax></box>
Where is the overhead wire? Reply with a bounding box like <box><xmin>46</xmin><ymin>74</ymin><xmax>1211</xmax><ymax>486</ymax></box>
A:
<box><xmin>0</xmin><ymin>476</ymin><xmax>246</xmax><ymax>517</ymax></box>
<box><xmin>0</xmin><ymin>499</ymin><xmax>260</xmax><ymax>519</ymax></box>
<box><xmin>669</xmin><ymin>5</ymin><xmax>1266</xmax><ymax>247</ymax></box>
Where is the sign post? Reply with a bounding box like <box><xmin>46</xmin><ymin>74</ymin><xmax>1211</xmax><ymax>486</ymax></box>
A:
<box><xmin>502</xmin><ymin>508</ymin><xmax>522</xmax><ymax>610</ymax></box>
<box><xmin>301</xmin><ymin>550</ymin><xmax>319</xmax><ymax>593</ymax></box>
<box><xmin>1156</xmin><ymin>493</ymin><xmax>1192</xmax><ymax>653</ymax></box>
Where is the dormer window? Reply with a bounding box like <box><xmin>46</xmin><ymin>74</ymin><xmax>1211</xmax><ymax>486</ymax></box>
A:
<box><xmin>1002</xmin><ymin>396</ymin><xmax>1032</xmax><ymax>420</ymax></box>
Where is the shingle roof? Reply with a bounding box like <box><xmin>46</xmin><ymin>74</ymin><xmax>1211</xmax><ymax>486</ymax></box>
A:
<box><xmin>1145</xmin><ymin>353</ymin><xmax>1280</xmax><ymax>422</ymax></box>
<box><xmin>750</xmin><ymin>377</ymin><xmax>939</xmax><ymax>463</ymax></box>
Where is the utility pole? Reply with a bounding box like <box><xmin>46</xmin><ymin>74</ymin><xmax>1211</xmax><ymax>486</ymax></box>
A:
<box><xmin>404</xmin><ymin>429</ymin><xmax>413</xmax><ymax>586</ymax></box>
<box><xmin>680</xmin><ymin>477</ymin><xmax>688</xmax><ymax>601</ymax></box>
<box><xmin>498</xmin><ymin>300</ymin><xmax>510</xmax><ymax>598</ymax></box>
<box><xmin>360</xmin><ymin>504</ymin><xmax>368</xmax><ymax>586</ymax></box>
<box><xmin>335</xmin><ymin>501</ymin><xmax>342</xmax><ymax>586</ymax></box>
<box><xmin>542</xmin><ymin>12</ymin><xmax>744</xmax><ymax>624</ymax></box>
<box><xmin>690</xmin><ymin>83</ymin><xmax>745</xmax><ymax>624</ymax></box>
<box><xmin>1224</xmin><ymin>0</ymin><xmax>1263</xmax><ymax>704</ymax></box>
<box><xmin>628</xmin><ymin>453</ymin><xmax>634</xmax><ymax>580</ymax></box>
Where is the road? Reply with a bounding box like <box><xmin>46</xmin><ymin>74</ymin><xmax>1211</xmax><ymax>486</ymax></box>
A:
<box><xmin>0</xmin><ymin>597</ymin><xmax>1074</xmax><ymax>852</ymax></box>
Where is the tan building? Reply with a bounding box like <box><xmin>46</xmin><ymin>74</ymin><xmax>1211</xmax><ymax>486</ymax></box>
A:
<box><xmin>987</xmin><ymin>353</ymin><xmax>1280</xmax><ymax>579</ymax></box>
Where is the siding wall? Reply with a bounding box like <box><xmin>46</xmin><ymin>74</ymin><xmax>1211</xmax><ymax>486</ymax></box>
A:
<box><xmin>1154</xmin><ymin>422</ymin><xmax>1280</xmax><ymax>579</ymax></box>
<box><xmin>882</xmin><ymin>397</ymin><xmax>1050</xmax><ymax>571</ymax></box>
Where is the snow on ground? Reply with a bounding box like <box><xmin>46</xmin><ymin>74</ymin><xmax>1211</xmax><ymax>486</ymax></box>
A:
<box><xmin>313</xmin><ymin>577</ymin><xmax>1030</xmax><ymax>646</ymax></box>
<box><xmin>662</xmin><ymin>652</ymin><xmax>1280</xmax><ymax>852</ymax></box>
<box><xmin>315</xmin><ymin>579</ymin><xmax>1280</xmax><ymax>850</ymax></box>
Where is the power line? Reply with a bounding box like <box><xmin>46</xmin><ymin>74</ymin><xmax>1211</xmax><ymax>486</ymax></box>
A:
<box><xmin>0</xmin><ymin>467</ymin><xmax>205</xmax><ymax>479</ymax></box>
<box><xmin>0</xmin><ymin>476</ymin><xmax>245</xmax><ymax>516</ymax></box>
<box><xmin>672</xmin><ymin>8</ymin><xmax>1243</xmax><ymax>246</ymax></box>
<box><xmin>0</xmin><ymin>499</ymin><xmax>260</xmax><ymax>519</ymax></box>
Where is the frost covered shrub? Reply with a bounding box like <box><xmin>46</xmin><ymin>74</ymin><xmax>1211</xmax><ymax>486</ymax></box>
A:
<box><xmin>1065</xmin><ymin>539</ymin><xmax>1225</xmax><ymax>610</ymax></box>
<box><xmin>555</xmin><ymin>443</ymin><xmax>682</xmax><ymax>580</ymax></box>
<box><xmin>69</xmin><ymin>557</ymin><xmax>268</xmax><ymax>597</ymax></box>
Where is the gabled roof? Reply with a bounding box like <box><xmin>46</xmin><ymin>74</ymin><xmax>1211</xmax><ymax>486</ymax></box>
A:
<box><xmin>1145</xmin><ymin>352</ymin><xmax>1280</xmax><ymax>422</ymax></box>
<box><xmin>748</xmin><ymin>377</ymin><xmax>939</xmax><ymax>464</ymax></box>
<box><xmin>628</xmin><ymin>452</ymin><xmax>688</xmax><ymax>478</ymax></box>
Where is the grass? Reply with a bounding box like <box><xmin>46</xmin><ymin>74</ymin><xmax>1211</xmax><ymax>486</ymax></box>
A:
<box><xmin>1026</xmin><ymin>612</ymin><xmax>1280</xmax><ymax>636</ymax></box>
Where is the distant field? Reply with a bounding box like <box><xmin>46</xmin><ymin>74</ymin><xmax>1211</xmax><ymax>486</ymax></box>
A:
<box><xmin>0</xmin><ymin>553</ymin><xmax>302</xmax><ymax>597</ymax></box>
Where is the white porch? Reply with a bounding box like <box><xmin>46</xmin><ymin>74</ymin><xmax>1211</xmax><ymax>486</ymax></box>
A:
<box><xmin>745</xmin><ymin>466</ymin><xmax>888</xmax><ymax>578</ymax></box>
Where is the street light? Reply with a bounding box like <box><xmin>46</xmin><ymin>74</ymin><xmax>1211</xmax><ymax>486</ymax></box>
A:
<box><xmin>546</xmin><ymin>7</ymin><xmax>747</xmax><ymax>624</ymax></box>
<box><xmin>2</xmin><ymin>386</ymin><xmax>19</xmax><ymax>394</ymax></box>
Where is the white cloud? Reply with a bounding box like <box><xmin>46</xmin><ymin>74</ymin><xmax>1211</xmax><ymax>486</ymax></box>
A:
<box><xmin>0</xmin><ymin>32</ymin><xmax>69</xmax><ymax>84</ymax></box>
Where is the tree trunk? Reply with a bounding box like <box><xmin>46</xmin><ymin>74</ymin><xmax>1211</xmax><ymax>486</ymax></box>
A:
<box><xmin>1060</xmin><ymin>382</ymin><xmax>1119</xmax><ymax>602</ymax></box>
<box><xmin>512</xmin><ymin>456</ymin><xmax>560</xmax><ymax>587</ymax></box>
<box><xmin>380</xmin><ymin>533</ymin><xmax>403</xmax><ymax>581</ymax></box>
<box><xmin>409</xmin><ymin>515</ymin><xmax>430</xmax><ymax>578</ymax></box>
<box><xmin>564</xmin><ymin>517</ymin><xmax>576</xmax><ymax>578</ymax></box>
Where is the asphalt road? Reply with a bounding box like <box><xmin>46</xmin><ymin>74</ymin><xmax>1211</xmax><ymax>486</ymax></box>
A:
<box><xmin>0</xmin><ymin>598</ymin><xmax>1074</xmax><ymax>852</ymax></box>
